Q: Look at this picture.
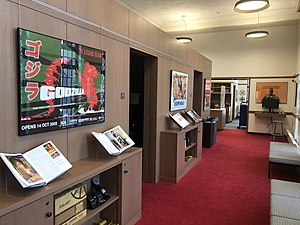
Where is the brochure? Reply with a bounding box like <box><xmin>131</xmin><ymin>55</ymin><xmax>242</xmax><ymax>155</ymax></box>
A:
<box><xmin>92</xmin><ymin>125</ymin><xmax>135</xmax><ymax>155</ymax></box>
<box><xmin>0</xmin><ymin>141</ymin><xmax>72</xmax><ymax>188</ymax></box>
<box><xmin>169</xmin><ymin>113</ymin><xmax>190</xmax><ymax>129</ymax></box>
<box><xmin>186</xmin><ymin>109</ymin><xmax>202</xmax><ymax>123</ymax></box>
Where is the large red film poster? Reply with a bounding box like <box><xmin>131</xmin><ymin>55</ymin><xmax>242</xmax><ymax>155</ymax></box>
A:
<box><xmin>18</xmin><ymin>28</ymin><xmax>106</xmax><ymax>136</ymax></box>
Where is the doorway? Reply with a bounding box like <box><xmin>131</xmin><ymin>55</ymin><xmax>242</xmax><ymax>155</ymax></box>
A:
<box><xmin>129</xmin><ymin>48</ymin><xmax>158</xmax><ymax>183</ymax></box>
<box><xmin>193</xmin><ymin>70</ymin><xmax>203</xmax><ymax>116</ymax></box>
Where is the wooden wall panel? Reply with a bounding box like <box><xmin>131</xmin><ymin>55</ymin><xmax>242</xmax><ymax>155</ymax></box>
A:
<box><xmin>40</xmin><ymin>0</ymin><xmax>66</xmax><ymax>10</ymax></box>
<box><xmin>0</xmin><ymin>0</ymin><xmax>19</xmax><ymax>187</ymax></box>
<box><xmin>66</xmin><ymin>0</ymin><xmax>101</xmax><ymax>26</ymax></box>
<box><xmin>129</xmin><ymin>11</ymin><xmax>159</xmax><ymax>51</ymax></box>
<box><xmin>98</xmin><ymin>0</ymin><xmax>129</xmax><ymax>37</ymax></box>
<box><xmin>158</xmin><ymin>30</ymin><xmax>173</xmax><ymax>57</ymax></box>
<box><xmin>19</xmin><ymin>5</ymin><xmax>67</xmax><ymax>40</ymax></box>
<box><xmin>101</xmin><ymin>36</ymin><xmax>130</xmax><ymax>132</ymax></box>
<box><xmin>156</xmin><ymin>57</ymin><xmax>172</xmax><ymax>181</ymax></box>
<box><xmin>66</xmin><ymin>23</ymin><xmax>101</xmax><ymax>50</ymax></box>
<box><xmin>196</xmin><ymin>54</ymin><xmax>205</xmax><ymax>72</ymax></box>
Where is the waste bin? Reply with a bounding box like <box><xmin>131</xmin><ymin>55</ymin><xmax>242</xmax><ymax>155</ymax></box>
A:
<box><xmin>202</xmin><ymin>117</ymin><xmax>218</xmax><ymax>148</ymax></box>
<box><xmin>238</xmin><ymin>102</ymin><xmax>248</xmax><ymax>129</ymax></box>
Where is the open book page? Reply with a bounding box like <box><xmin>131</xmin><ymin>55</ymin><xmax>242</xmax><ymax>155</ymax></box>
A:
<box><xmin>103</xmin><ymin>126</ymin><xmax>135</xmax><ymax>154</ymax></box>
<box><xmin>170</xmin><ymin>113</ymin><xmax>190</xmax><ymax>129</ymax></box>
<box><xmin>92</xmin><ymin>132</ymin><xmax>120</xmax><ymax>155</ymax></box>
<box><xmin>23</xmin><ymin>141</ymin><xmax>72</xmax><ymax>184</ymax></box>
<box><xmin>0</xmin><ymin>153</ymin><xmax>46</xmax><ymax>188</ymax></box>
<box><xmin>186</xmin><ymin>110</ymin><xmax>202</xmax><ymax>123</ymax></box>
<box><xmin>92</xmin><ymin>125</ymin><xmax>135</xmax><ymax>155</ymax></box>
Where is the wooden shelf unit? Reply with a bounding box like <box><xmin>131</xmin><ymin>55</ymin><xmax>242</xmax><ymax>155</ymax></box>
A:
<box><xmin>0</xmin><ymin>147</ymin><xmax>142</xmax><ymax>225</ymax></box>
<box><xmin>160</xmin><ymin>123</ymin><xmax>203</xmax><ymax>183</ymax></box>
<box><xmin>210</xmin><ymin>81</ymin><xmax>238</xmax><ymax>122</ymax></box>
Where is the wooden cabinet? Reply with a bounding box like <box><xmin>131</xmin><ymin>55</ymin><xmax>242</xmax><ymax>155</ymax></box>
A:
<box><xmin>0</xmin><ymin>195</ymin><xmax>53</xmax><ymax>225</ymax></box>
<box><xmin>0</xmin><ymin>147</ymin><xmax>142</xmax><ymax>225</ymax></box>
<box><xmin>210</xmin><ymin>108</ymin><xmax>226</xmax><ymax>130</ymax></box>
<box><xmin>121</xmin><ymin>153</ymin><xmax>142</xmax><ymax>225</ymax></box>
<box><xmin>160</xmin><ymin>123</ymin><xmax>203</xmax><ymax>183</ymax></box>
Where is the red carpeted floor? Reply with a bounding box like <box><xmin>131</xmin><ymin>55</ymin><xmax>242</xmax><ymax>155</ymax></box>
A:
<box><xmin>137</xmin><ymin>129</ymin><xmax>272</xmax><ymax>225</ymax></box>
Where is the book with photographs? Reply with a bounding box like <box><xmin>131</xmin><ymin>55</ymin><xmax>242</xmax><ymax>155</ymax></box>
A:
<box><xmin>186</xmin><ymin>109</ymin><xmax>202</xmax><ymax>123</ymax></box>
<box><xmin>0</xmin><ymin>141</ymin><xmax>72</xmax><ymax>188</ymax></box>
<box><xmin>169</xmin><ymin>113</ymin><xmax>190</xmax><ymax>129</ymax></box>
<box><xmin>92</xmin><ymin>125</ymin><xmax>135</xmax><ymax>156</ymax></box>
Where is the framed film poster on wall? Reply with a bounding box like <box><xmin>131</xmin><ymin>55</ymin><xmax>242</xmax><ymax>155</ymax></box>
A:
<box><xmin>255</xmin><ymin>82</ymin><xmax>288</xmax><ymax>104</ymax></box>
<box><xmin>170</xmin><ymin>70</ymin><xmax>188</xmax><ymax>111</ymax></box>
<box><xmin>203</xmin><ymin>79</ymin><xmax>211</xmax><ymax>111</ymax></box>
<box><xmin>18</xmin><ymin>28</ymin><xmax>106</xmax><ymax>136</ymax></box>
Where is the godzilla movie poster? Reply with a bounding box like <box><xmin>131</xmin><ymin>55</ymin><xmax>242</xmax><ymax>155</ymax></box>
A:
<box><xmin>18</xmin><ymin>28</ymin><xmax>105</xmax><ymax>136</ymax></box>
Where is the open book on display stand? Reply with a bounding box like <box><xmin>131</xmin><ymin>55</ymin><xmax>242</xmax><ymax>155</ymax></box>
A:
<box><xmin>92</xmin><ymin>125</ymin><xmax>135</xmax><ymax>156</ymax></box>
<box><xmin>0</xmin><ymin>141</ymin><xmax>72</xmax><ymax>188</ymax></box>
<box><xmin>185</xmin><ymin>109</ymin><xmax>202</xmax><ymax>124</ymax></box>
<box><xmin>169</xmin><ymin>113</ymin><xmax>190</xmax><ymax>129</ymax></box>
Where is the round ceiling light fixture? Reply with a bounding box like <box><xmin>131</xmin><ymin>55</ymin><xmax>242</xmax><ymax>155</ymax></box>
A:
<box><xmin>176</xmin><ymin>37</ymin><xmax>193</xmax><ymax>43</ymax></box>
<box><xmin>245</xmin><ymin>13</ymin><xmax>269</xmax><ymax>39</ymax></box>
<box><xmin>245</xmin><ymin>30</ymin><xmax>269</xmax><ymax>38</ymax></box>
<box><xmin>176</xmin><ymin>15</ymin><xmax>192</xmax><ymax>44</ymax></box>
<box><xmin>234</xmin><ymin>0</ymin><xmax>270</xmax><ymax>13</ymax></box>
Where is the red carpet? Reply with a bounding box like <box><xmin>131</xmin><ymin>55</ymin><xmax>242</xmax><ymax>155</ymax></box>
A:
<box><xmin>137</xmin><ymin>129</ymin><xmax>271</xmax><ymax>225</ymax></box>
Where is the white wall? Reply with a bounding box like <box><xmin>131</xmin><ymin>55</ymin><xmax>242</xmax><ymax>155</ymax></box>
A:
<box><xmin>189</xmin><ymin>24</ymin><xmax>298</xmax><ymax>77</ymax></box>
<box><xmin>248</xmin><ymin>78</ymin><xmax>296</xmax><ymax>133</ymax></box>
<box><xmin>297</xmin><ymin>21</ymin><xmax>300</xmax><ymax>72</ymax></box>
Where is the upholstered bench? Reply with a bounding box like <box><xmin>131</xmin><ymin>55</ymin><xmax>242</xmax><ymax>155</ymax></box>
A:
<box><xmin>268</xmin><ymin>142</ymin><xmax>300</xmax><ymax>178</ymax></box>
<box><xmin>270</xmin><ymin>179</ymin><xmax>300</xmax><ymax>225</ymax></box>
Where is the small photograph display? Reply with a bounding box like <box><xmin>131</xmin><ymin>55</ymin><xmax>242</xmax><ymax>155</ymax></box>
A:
<box><xmin>0</xmin><ymin>141</ymin><xmax>72</xmax><ymax>188</ymax></box>
<box><xmin>203</xmin><ymin>79</ymin><xmax>211</xmax><ymax>111</ymax></box>
<box><xmin>169</xmin><ymin>113</ymin><xmax>190</xmax><ymax>129</ymax></box>
<box><xmin>170</xmin><ymin>70</ymin><xmax>188</xmax><ymax>111</ymax></box>
<box><xmin>18</xmin><ymin>28</ymin><xmax>106</xmax><ymax>136</ymax></box>
<box><xmin>186</xmin><ymin>109</ymin><xmax>202</xmax><ymax>123</ymax></box>
<box><xmin>92</xmin><ymin>125</ymin><xmax>135</xmax><ymax>155</ymax></box>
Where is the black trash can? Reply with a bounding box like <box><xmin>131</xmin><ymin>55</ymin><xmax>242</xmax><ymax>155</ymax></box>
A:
<box><xmin>202</xmin><ymin>117</ymin><xmax>218</xmax><ymax>148</ymax></box>
<box><xmin>238</xmin><ymin>102</ymin><xmax>248</xmax><ymax>129</ymax></box>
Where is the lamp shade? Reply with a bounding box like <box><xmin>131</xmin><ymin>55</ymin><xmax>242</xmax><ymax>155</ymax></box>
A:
<box><xmin>234</xmin><ymin>0</ymin><xmax>270</xmax><ymax>13</ymax></box>
<box><xmin>176</xmin><ymin>37</ymin><xmax>192</xmax><ymax>43</ymax></box>
<box><xmin>245</xmin><ymin>30</ymin><xmax>269</xmax><ymax>38</ymax></box>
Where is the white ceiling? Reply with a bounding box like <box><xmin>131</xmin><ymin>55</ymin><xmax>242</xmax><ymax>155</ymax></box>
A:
<box><xmin>116</xmin><ymin>0</ymin><xmax>300</xmax><ymax>35</ymax></box>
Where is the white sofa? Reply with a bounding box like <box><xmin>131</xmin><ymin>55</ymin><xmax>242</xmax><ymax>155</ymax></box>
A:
<box><xmin>270</xmin><ymin>179</ymin><xmax>300</xmax><ymax>225</ymax></box>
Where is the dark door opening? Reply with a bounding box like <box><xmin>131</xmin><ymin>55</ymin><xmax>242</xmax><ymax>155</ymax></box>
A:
<box><xmin>129</xmin><ymin>49</ymin><xmax>157</xmax><ymax>183</ymax></box>
<box><xmin>193</xmin><ymin>70</ymin><xmax>203</xmax><ymax>116</ymax></box>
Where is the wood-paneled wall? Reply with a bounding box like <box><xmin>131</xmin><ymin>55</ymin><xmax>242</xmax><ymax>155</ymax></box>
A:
<box><xmin>0</xmin><ymin>0</ymin><xmax>211</xmax><ymax>185</ymax></box>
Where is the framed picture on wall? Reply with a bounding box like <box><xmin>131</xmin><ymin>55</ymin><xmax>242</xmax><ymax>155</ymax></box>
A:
<box><xmin>170</xmin><ymin>70</ymin><xmax>188</xmax><ymax>111</ymax></box>
<box><xmin>203</xmin><ymin>79</ymin><xmax>211</xmax><ymax>111</ymax></box>
<box><xmin>255</xmin><ymin>82</ymin><xmax>288</xmax><ymax>104</ymax></box>
<box><xmin>18</xmin><ymin>28</ymin><xmax>106</xmax><ymax>136</ymax></box>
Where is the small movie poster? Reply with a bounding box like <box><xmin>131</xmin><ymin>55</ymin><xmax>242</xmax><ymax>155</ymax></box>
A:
<box><xmin>203</xmin><ymin>79</ymin><xmax>211</xmax><ymax>111</ymax></box>
<box><xmin>18</xmin><ymin>28</ymin><xmax>106</xmax><ymax>135</ymax></box>
<box><xmin>170</xmin><ymin>70</ymin><xmax>188</xmax><ymax>111</ymax></box>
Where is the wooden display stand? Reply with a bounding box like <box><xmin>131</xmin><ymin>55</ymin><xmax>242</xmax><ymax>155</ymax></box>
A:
<box><xmin>160</xmin><ymin>123</ymin><xmax>203</xmax><ymax>183</ymax></box>
<box><xmin>210</xmin><ymin>108</ymin><xmax>226</xmax><ymax>130</ymax></box>
<box><xmin>0</xmin><ymin>147</ymin><xmax>142</xmax><ymax>225</ymax></box>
